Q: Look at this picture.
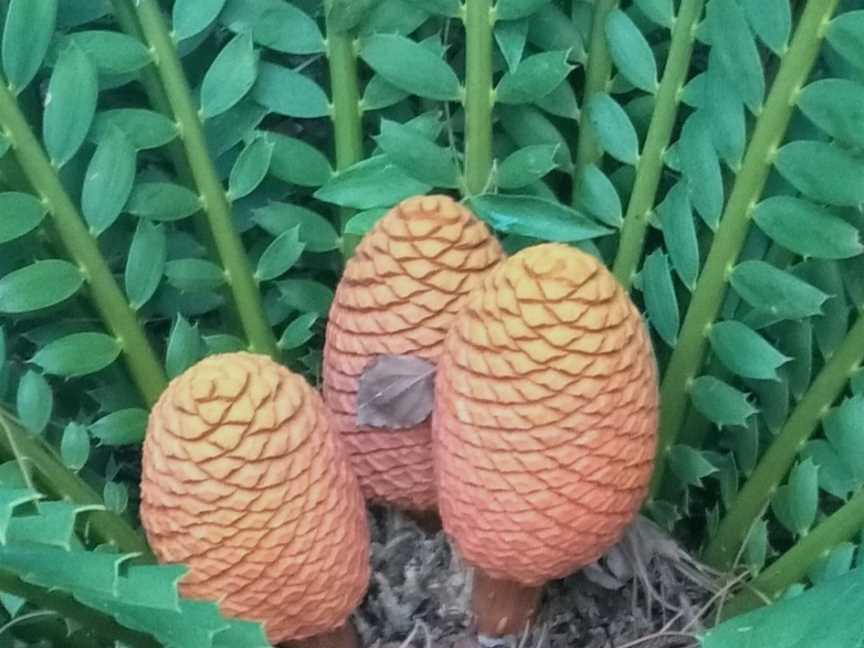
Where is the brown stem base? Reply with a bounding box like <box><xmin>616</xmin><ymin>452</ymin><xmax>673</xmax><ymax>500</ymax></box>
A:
<box><xmin>471</xmin><ymin>569</ymin><xmax>543</xmax><ymax>637</ymax></box>
<box><xmin>281</xmin><ymin>623</ymin><xmax>360</xmax><ymax>648</ymax></box>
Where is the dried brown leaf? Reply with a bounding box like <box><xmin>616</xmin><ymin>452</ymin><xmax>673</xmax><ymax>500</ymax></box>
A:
<box><xmin>357</xmin><ymin>355</ymin><xmax>436</xmax><ymax>429</ymax></box>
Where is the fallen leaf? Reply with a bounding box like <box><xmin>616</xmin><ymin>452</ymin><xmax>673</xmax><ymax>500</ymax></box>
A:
<box><xmin>357</xmin><ymin>355</ymin><xmax>436</xmax><ymax>429</ymax></box>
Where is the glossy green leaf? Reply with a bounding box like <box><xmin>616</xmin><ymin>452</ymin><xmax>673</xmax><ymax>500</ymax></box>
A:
<box><xmin>828</xmin><ymin>10</ymin><xmax>864</xmax><ymax>70</ymax></box>
<box><xmin>534</xmin><ymin>79</ymin><xmax>580</xmax><ymax>120</ymax></box>
<box><xmin>90</xmin><ymin>408</ymin><xmax>148</xmax><ymax>446</ymax></box>
<box><xmin>90</xmin><ymin>109</ymin><xmax>178</xmax><ymax>150</ymax></box>
<box><xmin>252</xmin><ymin>62</ymin><xmax>329</xmax><ymax>119</ymax></box>
<box><xmin>731</xmin><ymin>261</ymin><xmax>828</xmax><ymax>321</ymax></box>
<box><xmin>125</xmin><ymin>220</ymin><xmax>167</xmax><ymax>310</ymax></box>
<box><xmin>497</xmin><ymin>144</ymin><xmax>558</xmax><ymax>190</ymax></box>
<box><xmin>126</xmin><ymin>183</ymin><xmax>201</xmax><ymax>221</ymax></box>
<box><xmin>606</xmin><ymin>9</ymin><xmax>657</xmax><ymax>93</ymax></box>
<box><xmin>733</xmin><ymin>419</ymin><xmax>760</xmax><ymax>476</ymax></box>
<box><xmin>256</xmin><ymin>227</ymin><xmax>305</xmax><ymax>282</ymax></box>
<box><xmin>495</xmin><ymin>19</ymin><xmax>529</xmax><ymax>72</ymax></box>
<box><xmin>704</xmin><ymin>57</ymin><xmax>746</xmax><ymax>169</ymax></box>
<box><xmin>801</xmin><ymin>440</ymin><xmax>857</xmax><ymax>500</ymax></box>
<box><xmin>690</xmin><ymin>376</ymin><xmax>757</xmax><ymax>428</ymax></box>
<box><xmin>32</xmin><ymin>333</ymin><xmax>120</xmax><ymax>377</ymax></box>
<box><xmin>103</xmin><ymin>482</ymin><xmax>128</xmax><ymax>514</ymax></box>
<box><xmin>576</xmin><ymin>164</ymin><xmax>622</xmax><ymax>227</ymax></box>
<box><xmin>252</xmin><ymin>203</ymin><xmax>339</xmax><ymax>252</ymax></box>
<box><xmin>251</xmin><ymin>2</ymin><xmax>324</xmax><ymax>54</ymax></box>
<box><xmin>63</xmin><ymin>31</ymin><xmax>151</xmax><ymax>75</ymax></box>
<box><xmin>496</xmin><ymin>50</ymin><xmax>573</xmax><ymax>104</ymax></box>
<box><xmin>315</xmin><ymin>155</ymin><xmax>430</xmax><ymax>209</ymax></box>
<box><xmin>205</xmin><ymin>100</ymin><xmax>268</xmax><ymax>158</ymax></box>
<box><xmin>359</xmin><ymin>0</ymin><xmax>429</xmax><ymax>36</ymax></box>
<box><xmin>824</xmin><ymin>397</ymin><xmax>864</xmax><ymax>481</ymax></box>
<box><xmin>166</xmin><ymin>316</ymin><xmax>204</xmax><ymax>379</ymax></box>
<box><xmin>527</xmin><ymin>4</ymin><xmax>585</xmax><ymax>61</ymax></box>
<box><xmin>775</xmin><ymin>141</ymin><xmax>864</xmax><ymax>207</ymax></box>
<box><xmin>267</xmin><ymin>132</ymin><xmax>333</xmax><ymax>187</ymax></box>
<box><xmin>668</xmin><ymin>445</ymin><xmax>717</xmax><ymax>487</ymax></box>
<box><xmin>801</xmin><ymin>260</ymin><xmax>849</xmax><ymax>360</ymax></box>
<box><xmin>362</xmin><ymin>75</ymin><xmax>409</xmax><ymax>111</ymax></box>
<box><xmin>60</xmin><ymin>423</ymin><xmax>90</xmax><ymax>470</ymax></box>
<box><xmin>773</xmin><ymin>459</ymin><xmax>819</xmax><ymax>535</ymax></box>
<box><xmin>585</xmin><ymin>94</ymin><xmax>639</xmax><ymax>165</ymax></box>
<box><xmin>678</xmin><ymin>111</ymin><xmax>723</xmax><ymax>229</ymax></box>
<box><xmin>710</xmin><ymin>321</ymin><xmax>790</xmax><ymax>380</ymax></box>
<box><xmin>200</xmin><ymin>32</ymin><xmax>257</xmax><ymax>118</ymax></box>
<box><xmin>740</xmin><ymin>0</ymin><xmax>790</xmax><ymax>54</ymax></box>
<box><xmin>2</xmin><ymin>0</ymin><xmax>57</xmax><ymax>92</ymax></box>
<box><xmin>634</xmin><ymin>0</ymin><xmax>673</xmax><ymax>28</ymax></box>
<box><xmin>344</xmin><ymin>209</ymin><xmax>387</xmax><ymax>237</ymax></box>
<box><xmin>359</xmin><ymin>34</ymin><xmax>461</xmax><ymax>101</ymax></box>
<box><xmin>43</xmin><ymin>43</ymin><xmax>97</xmax><ymax>167</ymax></box>
<box><xmin>466</xmin><ymin>193</ymin><xmax>610</xmax><ymax>242</ymax></box>
<box><xmin>0</xmin><ymin>260</ymin><xmax>83</xmax><ymax>314</ymax></box>
<box><xmin>278</xmin><ymin>279</ymin><xmax>334</xmax><ymax>316</ymax></box>
<box><xmin>278</xmin><ymin>312</ymin><xmax>319</xmax><ymax>350</ymax></box>
<box><xmin>709</xmin><ymin>0</ymin><xmax>764</xmax><ymax>112</ymax></box>
<box><xmin>228</xmin><ymin>135</ymin><xmax>273</xmax><ymax>199</ymax></box>
<box><xmin>798</xmin><ymin>79</ymin><xmax>864</xmax><ymax>150</ymax></box>
<box><xmin>753</xmin><ymin>196</ymin><xmax>863</xmax><ymax>260</ymax></box>
<box><xmin>0</xmin><ymin>193</ymin><xmax>46</xmax><ymax>245</ymax></box>
<box><xmin>172</xmin><ymin>0</ymin><xmax>227</xmax><ymax>40</ymax></box>
<box><xmin>165</xmin><ymin>259</ymin><xmax>225</xmax><ymax>293</ymax></box>
<box><xmin>658</xmin><ymin>182</ymin><xmax>698</xmax><ymax>289</ymax></box>
<box><xmin>496</xmin><ymin>0</ymin><xmax>549</xmax><ymax>20</ymax></box>
<box><xmin>375</xmin><ymin>119</ymin><xmax>458</xmax><ymax>188</ymax></box>
<box><xmin>16</xmin><ymin>371</ymin><xmax>52</xmax><ymax>436</ymax></box>
<box><xmin>641</xmin><ymin>250</ymin><xmax>679</xmax><ymax>346</ymax></box>
<box><xmin>499</xmin><ymin>105</ymin><xmax>573</xmax><ymax>170</ymax></box>
<box><xmin>82</xmin><ymin>127</ymin><xmax>137</xmax><ymax>236</ymax></box>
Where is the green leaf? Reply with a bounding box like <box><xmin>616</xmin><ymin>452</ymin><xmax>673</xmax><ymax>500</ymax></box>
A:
<box><xmin>315</xmin><ymin>155</ymin><xmax>430</xmax><ymax>209</ymax></box>
<box><xmin>266</xmin><ymin>132</ymin><xmax>333</xmax><ymax>187</ymax></box>
<box><xmin>90</xmin><ymin>408</ymin><xmax>148</xmax><ymax>446</ymax></box>
<box><xmin>641</xmin><ymin>250</ymin><xmax>679</xmax><ymax>346</ymax></box>
<box><xmin>690</xmin><ymin>376</ymin><xmax>756</xmax><ymax>428</ymax></box>
<box><xmin>326</xmin><ymin>0</ymin><xmax>379</xmax><ymax>31</ymax></box>
<box><xmin>359</xmin><ymin>0</ymin><xmax>429</xmax><ymax>36</ymax></box>
<box><xmin>658</xmin><ymin>182</ymin><xmax>698</xmax><ymax>289</ymax></box>
<box><xmin>205</xmin><ymin>100</ymin><xmax>267</xmax><ymax>158</ymax></box>
<box><xmin>678</xmin><ymin>111</ymin><xmax>723</xmax><ymax>229</ymax></box>
<box><xmin>252</xmin><ymin>62</ymin><xmax>329</xmax><ymax>119</ymax></box>
<box><xmin>278</xmin><ymin>312</ymin><xmax>319</xmax><ymax>350</ymax></box>
<box><xmin>740</xmin><ymin>0</ymin><xmax>790</xmax><ymax>54</ymax></box>
<box><xmin>278</xmin><ymin>280</ymin><xmax>334</xmax><ymax>316</ymax></box>
<box><xmin>497</xmin><ymin>144</ymin><xmax>558</xmax><ymax>190</ymax></box>
<box><xmin>731</xmin><ymin>261</ymin><xmax>828</xmax><ymax>321</ymax></box>
<box><xmin>782</xmin><ymin>320</ymin><xmax>813</xmax><ymax>399</ymax></box>
<box><xmin>534</xmin><ymin>79</ymin><xmax>580</xmax><ymax>120</ymax></box>
<box><xmin>103</xmin><ymin>482</ymin><xmax>128</xmax><ymax>514</ymax></box>
<box><xmin>0</xmin><ymin>192</ymin><xmax>46</xmax><ymax>244</ymax></box>
<box><xmin>495</xmin><ymin>19</ymin><xmax>529</xmax><ymax>72</ymax></box>
<box><xmin>172</xmin><ymin>0</ymin><xmax>227</xmax><ymax>40</ymax></box>
<box><xmin>32</xmin><ymin>333</ymin><xmax>120</xmax><ymax>377</ymax></box>
<box><xmin>402</xmin><ymin>0</ymin><xmax>459</xmax><ymax>16</ymax></box>
<box><xmin>253</xmin><ymin>203</ymin><xmax>339</xmax><ymax>252</ymax></box>
<box><xmin>753</xmin><ymin>196</ymin><xmax>863</xmax><ymax>260</ymax></box>
<box><xmin>362</xmin><ymin>74</ymin><xmax>409</xmax><ymax>111</ymax></box>
<box><xmin>125</xmin><ymin>220</ymin><xmax>167</xmax><ymax>310</ymax></box>
<box><xmin>801</xmin><ymin>440</ymin><xmax>856</xmax><ymax>500</ymax></box>
<box><xmin>0</xmin><ymin>260</ymin><xmax>83</xmax><ymax>314</ymax></box>
<box><xmin>60</xmin><ymin>422</ymin><xmax>90</xmax><ymax>470</ymax></box>
<box><xmin>166</xmin><ymin>316</ymin><xmax>204</xmax><ymax>379</ymax></box>
<box><xmin>576</xmin><ymin>164</ymin><xmax>622</xmax><ymax>227</ymax></box>
<box><xmin>606</xmin><ymin>10</ymin><xmax>657</xmax><ymax>93</ymax></box>
<box><xmin>798</xmin><ymin>79</ymin><xmax>864</xmax><ymax>150</ymax></box>
<box><xmin>228</xmin><ymin>135</ymin><xmax>273</xmax><ymax>199</ymax></box>
<box><xmin>0</xmin><ymin>327</ymin><xmax>5</xmax><ymax>367</ymax></box>
<box><xmin>774</xmin><ymin>459</ymin><xmax>819</xmax><ymax>535</ymax></box>
<box><xmin>466</xmin><ymin>194</ymin><xmax>610</xmax><ymax>242</ymax></box>
<box><xmin>82</xmin><ymin>127</ymin><xmax>137</xmax><ymax>236</ymax></box>
<box><xmin>205</xmin><ymin>334</ymin><xmax>247</xmax><ymax>355</ymax></box>
<box><xmin>668</xmin><ymin>445</ymin><xmax>717</xmax><ymax>487</ymax></box>
<box><xmin>249</xmin><ymin>2</ymin><xmax>324</xmax><ymax>54</ymax></box>
<box><xmin>496</xmin><ymin>0</ymin><xmax>549</xmax><ymax>20</ymax></box>
<box><xmin>358</xmin><ymin>34</ymin><xmax>461</xmax><ymax>101</ymax></box>
<box><xmin>256</xmin><ymin>227</ymin><xmax>305</xmax><ymax>282</ymax></box>
<box><xmin>63</xmin><ymin>31</ymin><xmax>151</xmax><ymax>76</ymax></box>
<box><xmin>827</xmin><ymin>10</ymin><xmax>864</xmax><ymax>71</ymax></box>
<box><xmin>733</xmin><ymin>419</ymin><xmax>760</xmax><ymax>475</ymax></box>
<box><xmin>585</xmin><ymin>94</ymin><xmax>639</xmax><ymax>165</ymax></box>
<box><xmin>634</xmin><ymin>0</ymin><xmax>673</xmax><ymax>28</ymax></box>
<box><xmin>57</xmin><ymin>0</ymin><xmax>109</xmax><ymax>29</ymax></box>
<box><xmin>775</xmin><ymin>141</ymin><xmax>864</xmax><ymax>207</ymax></box>
<box><xmin>375</xmin><ymin>119</ymin><xmax>458</xmax><ymax>188</ymax></box>
<box><xmin>165</xmin><ymin>259</ymin><xmax>225</xmax><ymax>293</ymax></box>
<box><xmin>16</xmin><ymin>371</ymin><xmax>52</xmax><ymax>436</ymax></box>
<box><xmin>2</xmin><ymin>0</ymin><xmax>57</xmax><ymax>92</ymax></box>
<box><xmin>743</xmin><ymin>519</ymin><xmax>768</xmax><ymax>573</ymax></box>
<box><xmin>496</xmin><ymin>50</ymin><xmax>573</xmax><ymax>104</ymax></box>
<box><xmin>709</xmin><ymin>0</ymin><xmax>764</xmax><ymax>112</ymax></box>
<box><xmin>200</xmin><ymin>32</ymin><xmax>257</xmax><ymax>118</ymax></box>
<box><xmin>43</xmin><ymin>43</ymin><xmax>97</xmax><ymax>167</ymax></box>
<box><xmin>808</xmin><ymin>543</ymin><xmax>856</xmax><ymax>586</ymax></box>
<box><xmin>90</xmin><ymin>109</ymin><xmax>178</xmax><ymax>150</ymax></box>
<box><xmin>344</xmin><ymin>209</ymin><xmax>387</xmax><ymax>237</ymax></box>
<box><xmin>527</xmin><ymin>4</ymin><xmax>585</xmax><ymax>62</ymax></box>
<box><xmin>126</xmin><ymin>183</ymin><xmax>201</xmax><ymax>221</ymax></box>
<box><xmin>824</xmin><ymin>397</ymin><xmax>864</xmax><ymax>481</ymax></box>
<box><xmin>0</xmin><ymin>488</ymin><xmax>42</xmax><ymax>541</ymax></box>
<box><xmin>710</xmin><ymin>321</ymin><xmax>790</xmax><ymax>381</ymax></box>
<box><xmin>704</xmin><ymin>58</ymin><xmax>746</xmax><ymax>169</ymax></box>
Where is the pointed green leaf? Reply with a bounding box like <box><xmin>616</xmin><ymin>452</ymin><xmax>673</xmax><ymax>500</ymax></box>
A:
<box><xmin>678</xmin><ymin>111</ymin><xmax>723</xmax><ymax>229</ymax></box>
<box><xmin>252</xmin><ymin>62</ymin><xmax>329</xmax><ymax>119</ymax></box>
<box><xmin>278</xmin><ymin>312</ymin><xmax>319</xmax><ymax>350</ymax></box>
<box><xmin>534</xmin><ymin>79</ymin><xmax>579</xmax><ymax>120</ymax></box>
<box><xmin>266</xmin><ymin>132</ymin><xmax>333</xmax><ymax>187</ymax></box>
<box><xmin>205</xmin><ymin>100</ymin><xmax>268</xmax><ymax>158</ymax></box>
<box><xmin>82</xmin><ymin>127</ymin><xmax>137</xmax><ymax>236</ymax></box>
<box><xmin>315</xmin><ymin>155</ymin><xmax>430</xmax><ymax>209</ymax></box>
<box><xmin>690</xmin><ymin>376</ymin><xmax>757</xmax><ymax>427</ymax></box>
<box><xmin>165</xmin><ymin>259</ymin><xmax>225</xmax><ymax>293</ymax></box>
<box><xmin>0</xmin><ymin>488</ymin><xmax>43</xmax><ymax>542</ymax></box>
<box><xmin>704</xmin><ymin>57</ymin><xmax>746</xmax><ymax>168</ymax></box>
<box><xmin>43</xmin><ymin>43</ymin><xmax>97</xmax><ymax>167</ymax></box>
<box><xmin>658</xmin><ymin>182</ymin><xmax>698</xmax><ymax>289</ymax></box>
<box><xmin>775</xmin><ymin>141</ymin><xmax>864</xmax><ymax>207</ymax></box>
<box><xmin>497</xmin><ymin>144</ymin><xmax>559</xmax><ymax>190</ymax></box>
<box><xmin>375</xmin><ymin>119</ymin><xmax>458</xmax><ymax>188</ymax></box>
<box><xmin>0</xmin><ymin>193</ymin><xmax>46</xmax><ymax>245</ymax></box>
<box><xmin>495</xmin><ymin>19</ymin><xmax>529</xmax><ymax>72</ymax></box>
<box><xmin>635</xmin><ymin>0</ymin><xmax>673</xmax><ymax>28</ymax></box>
<box><xmin>0</xmin><ymin>260</ymin><xmax>83</xmax><ymax>314</ymax></box>
<box><xmin>362</xmin><ymin>74</ymin><xmax>409</xmax><ymax>111</ymax></box>
<box><xmin>90</xmin><ymin>408</ymin><xmax>148</xmax><ymax>446</ymax></box>
<box><xmin>125</xmin><ymin>220</ymin><xmax>166</xmax><ymax>309</ymax></box>
<box><xmin>403</xmin><ymin>0</ymin><xmax>460</xmax><ymax>16</ymax></box>
<box><xmin>16</xmin><ymin>370</ymin><xmax>52</xmax><ymax>436</ymax></box>
<box><xmin>743</xmin><ymin>519</ymin><xmax>768</xmax><ymax>573</ymax></box>
<box><xmin>252</xmin><ymin>203</ymin><xmax>339</xmax><ymax>252</ymax></box>
<box><xmin>2</xmin><ymin>0</ymin><xmax>57</xmax><ymax>92</ymax></box>
<box><xmin>496</xmin><ymin>50</ymin><xmax>573</xmax><ymax>104</ymax></box>
<box><xmin>252</xmin><ymin>3</ymin><xmax>324</xmax><ymax>54</ymax></box>
<box><xmin>709</xmin><ymin>0</ymin><xmax>764</xmax><ymax>111</ymax></box>
<box><xmin>60</xmin><ymin>422</ymin><xmax>90</xmax><ymax>470</ymax></box>
<box><xmin>166</xmin><ymin>316</ymin><xmax>204</xmax><ymax>378</ymax></box>
<box><xmin>496</xmin><ymin>0</ymin><xmax>549</xmax><ymax>21</ymax></box>
<box><xmin>326</xmin><ymin>0</ymin><xmax>379</xmax><ymax>32</ymax></box>
<box><xmin>63</xmin><ymin>31</ymin><xmax>151</xmax><ymax>76</ymax></box>
<box><xmin>576</xmin><ymin>164</ymin><xmax>622</xmax><ymax>227</ymax></box>
<box><xmin>200</xmin><ymin>32</ymin><xmax>257</xmax><ymax>118</ymax></box>
<box><xmin>606</xmin><ymin>9</ymin><xmax>657</xmax><ymax>93</ymax></box>
<box><xmin>344</xmin><ymin>209</ymin><xmax>387</xmax><ymax>237</ymax></box>
<box><xmin>278</xmin><ymin>279</ymin><xmax>334</xmax><ymax>316</ymax></box>
<box><xmin>732</xmin><ymin>261</ymin><xmax>828</xmax><ymax>321</ymax></box>
<box><xmin>126</xmin><ymin>183</ymin><xmax>201</xmax><ymax>222</ymax></box>
<box><xmin>801</xmin><ymin>440</ymin><xmax>857</xmax><ymax>500</ymax></box>
<box><xmin>172</xmin><ymin>0</ymin><xmax>227</xmax><ymax>41</ymax></box>
<box><xmin>780</xmin><ymin>459</ymin><xmax>819</xmax><ymax>535</ymax></box>
<box><xmin>228</xmin><ymin>135</ymin><xmax>273</xmax><ymax>199</ymax></box>
<box><xmin>809</xmin><ymin>543</ymin><xmax>856</xmax><ymax>586</ymax></box>
<box><xmin>740</xmin><ymin>0</ymin><xmax>790</xmax><ymax>54</ymax></box>
<box><xmin>798</xmin><ymin>79</ymin><xmax>864</xmax><ymax>150</ymax></box>
<box><xmin>499</xmin><ymin>104</ymin><xmax>573</xmax><ymax>170</ymax></box>
<box><xmin>585</xmin><ymin>94</ymin><xmax>639</xmax><ymax>165</ymax></box>
<box><xmin>32</xmin><ymin>333</ymin><xmax>120</xmax><ymax>377</ymax></box>
<box><xmin>256</xmin><ymin>227</ymin><xmax>305</xmax><ymax>282</ymax></box>
<box><xmin>709</xmin><ymin>321</ymin><xmax>790</xmax><ymax>380</ymax></box>
<box><xmin>827</xmin><ymin>10</ymin><xmax>864</xmax><ymax>70</ymax></box>
<box><xmin>824</xmin><ymin>397</ymin><xmax>864</xmax><ymax>482</ymax></box>
<box><xmin>103</xmin><ymin>482</ymin><xmax>128</xmax><ymax>514</ymax></box>
<box><xmin>668</xmin><ymin>445</ymin><xmax>717</xmax><ymax>487</ymax></box>
<box><xmin>641</xmin><ymin>250</ymin><xmax>679</xmax><ymax>346</ymax></box>
<box><xmin>91</xmin><ymin>109</ymin><xmax>178</xmax><ymax>150</ymax></box>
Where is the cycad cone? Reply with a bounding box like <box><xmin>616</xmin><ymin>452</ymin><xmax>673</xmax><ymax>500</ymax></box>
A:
<box><xmin>140</xmin><ymin>353</ymin><xmax>369</xmax><ymax>643</ymax></box>
<box><xmin>323</xmin><ymin>195</ymin><xmax>503</xmax><ymax>510</ymax></box>
<box><xmin>434</xmin><ymin>244</ymin><xmax>658</xmax><ymax>585</ymax></box>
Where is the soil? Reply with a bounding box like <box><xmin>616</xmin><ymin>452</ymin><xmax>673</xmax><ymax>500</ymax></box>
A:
<box><xmin>355</xmin><ymin>510</ymin><xmax>720</xmax><ymax>648</ymax></box>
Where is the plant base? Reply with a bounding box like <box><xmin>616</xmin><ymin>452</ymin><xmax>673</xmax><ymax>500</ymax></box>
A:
<box><xmin>281</xmin><ymin>623</ymin><xmax>360</xmax><ymax>648</ymax></box>
<box><xmin>405</xmin><ymin>509</ymin><xmax>442</xmax><ymax>534</ymax></box>
<box><xmin>471</xmin><ymin>569</ymin><xmax>543</xmax><ymax>637</ymax></box>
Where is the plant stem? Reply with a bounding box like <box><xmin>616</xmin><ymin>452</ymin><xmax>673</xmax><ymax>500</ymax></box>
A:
<box><xmin>648</xmin><ymin>0</ymin><xmax>840</xmax><ymax>499</ymax></box>
<box><xmin>572</xmin><ymin>0</ymin><xmax>617</xmax><ymax>199</ymax></box>
<box><xmin>0</xmin><ymin>82</ymin><xmax>167</xmax><ymax>407</ymax></box>
<box><xmin>721</xmin><ymin>484</ymin><xmax>864</xmax><ymax>618</ymax></box>
<box><xmin>704</xmin><ymin>312</ymin><xmax>864</xmax><ymax>570</ymax></box>
<box><xmin>113</xmin><ymin>0</ymin><xmax>278</xmax><ymax>358</ymax></box>
<box><xmin>463</xmin><ymin>0</ymin><xmax>494</xmax><ymax>196</ymax></box>
<box><xmin>612</xmin><ymin>0</ymin><xmax>704</xmax><ymax>287</ymax></box>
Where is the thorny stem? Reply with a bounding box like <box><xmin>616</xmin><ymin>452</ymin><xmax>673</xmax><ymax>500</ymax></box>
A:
<box><xmin>0</xmin><ymin>79</ymin><xmax>167</xmax><ymax>407</ymax></box>
<box><xmin>113</xmin><ymin>0</ymin><xmax>278</xmax><ymax>358</ymax></box>
<box><xmin>612</xmin><ymin>0</ymin><xmax>704</xmax><ymax>288</ymax></box>
<box><xmin>649</xmin><ymin>0</ymin><xmax>841</xmax><ymax>499</ymax></box>
<box><xmin>704</xmin><ymin>312</ymin><xmax>864</xmax><ymax>570</ymax></box>
<box><xmin>462</xmin><ymin>0</ymin><xmax>495</xmax><ymax>196</ymax></box>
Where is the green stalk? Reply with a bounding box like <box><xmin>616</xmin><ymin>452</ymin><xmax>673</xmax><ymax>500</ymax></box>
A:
<box><xmin>704</xmin><ymin>313</ymin><xmax>864</xmax><ymax>570</ymax></box>
<box><xmin>721</xmin><ymin>485</ymin><xmax>864</xmax><ymax>618</ymax></box>
<box><xmin>463</xmin><ymin>0</ymin><xmax>494</xmax><ymax>196</ymax></box>
<box><xmin>112</xmin><ymin>0</ymin><xmax>277</xmax><ymax>358</ymax></box>
<box><xmin>572</xmin><ymin>0</ymin><xmax>617</xmax><ymax>196</ymax></box>
<box><xmin>649</xmin><ymin>0</ymin><xmax>840</xmax><ymax>498</ymax></box>
<box><xmin>0</xmin><ymin>82</ymin><xmax>167</xmax><ymax>407</ymax></box>
<box><xmin>612</xmin><ymin>0</ymin><xmax>704</xmax><ymax>287</ymax></box>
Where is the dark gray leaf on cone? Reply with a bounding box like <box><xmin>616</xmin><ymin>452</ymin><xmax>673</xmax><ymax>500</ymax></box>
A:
<box><xmin>357</xmin><ymin>355</ymin><xmax>436</xmax><ymax>429</ymax></box>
